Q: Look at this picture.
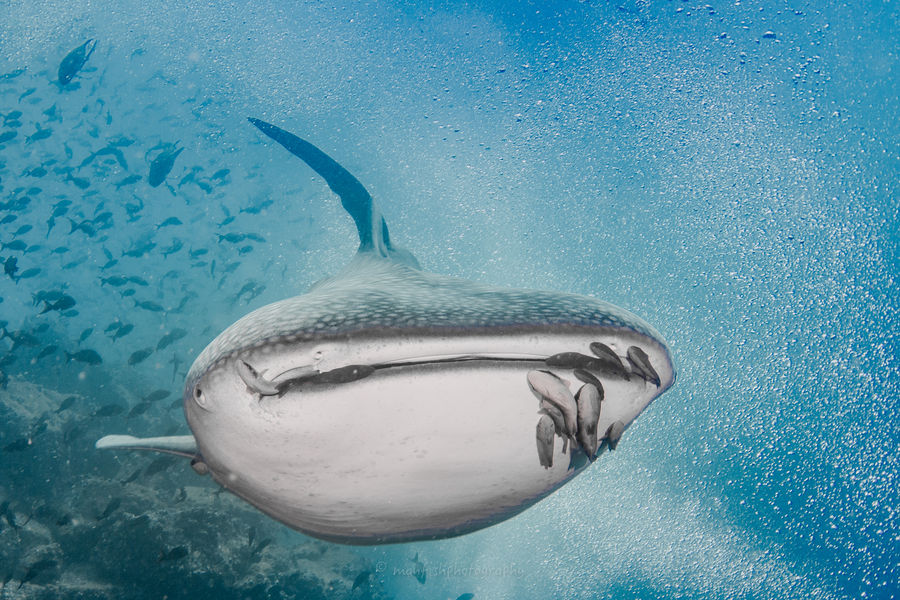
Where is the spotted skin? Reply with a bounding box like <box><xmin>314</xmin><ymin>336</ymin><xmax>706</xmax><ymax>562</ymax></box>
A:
<box><xmin>188</xmin><ymin>254</ymin><xmax>663</xmax><ymax>389</ymax></box>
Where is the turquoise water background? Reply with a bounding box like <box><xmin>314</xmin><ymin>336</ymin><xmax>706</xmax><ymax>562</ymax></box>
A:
<box><xmin>1</xmin><ymin>1</ymin><xmax>897</xmax><ymax>598</ymax></box>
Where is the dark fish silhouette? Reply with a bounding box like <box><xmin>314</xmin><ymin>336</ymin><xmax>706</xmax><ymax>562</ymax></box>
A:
<box><xmin>122</xmin><ymin>241</ymin><xmax>156</xmax><ymax>258</ymax></box>
<box><xmin>43</xmin><ymin>104</ymin><xmax>59</xmax><ymax>121</ymax></box>
<box><xmin>3</xmin><ymin>437</ymin><xmax>30</xmax><ymax>452</ymax></box>
<box><xmin>101</xmin><ymin>275</ymin><xmax>128</xmax><ymax>287</ymax></box>
<box><xmin>92</xmin><ymin>404</ymin><xmax>124</xmax><ymax>417</ymax></box>
<box><xmin>66</xmin><ymin>349</ymin><xmax>102</xmax><ymax>365</ymax></box>
<box><xmin>67</xmin><ymin>218</ymin><xmax>96</xmax><ymax>237</ymax></box>
<box><xmin>135</xmin><ymin>299</ymin><xmax>164</xmax><ymax>312</ymax></box>
<box><xmin>110</xmin><ymin>323</ymin><xmax>134</xmax><ymax>341</ymax></box>
<box><xmin>96</xmin><ymin>498</ymin><xmax>121</xmax><ymax>520</ymax></box>
<box><xmin>4</xmin><ymin>256</ymin><xmax>18</xmax><ymax>281</ymax></box>
<box><xmin>217</xmin><ymin>232</ymin><xmax>245</xmax><ymax>244</ymax></box>
<box><xmin>148</xmin><ymin>143</ymin><xmax>183</xmax><ymax>187</ymax></box>
<box><xmin>101</xmin><ymin>258</ymin><xmax>119</xmax><ymax>271</ymax></box>
<box><xmin>158</xmin><ymin>546</ymin><xmax>189</xmax><ymax>562</ymax></box>
<box><xmin>156</xmin><ymin>329</ymin><xmax>187</xmax><ymax>351</ymax></box>
<box><xmin>58</xmin><ymin>39</ymin><xmax>97</xmax><ymax>85</ymax></box>
<box><xmin>178</xmin><ymin>166</ymin><xmax>200</xmax><ymax>186</ymax></box>
<box><xmin>17</xmin><ymin>558</ymin><xmax>56</xmax><ymax>589</ymax></box>
<box><xmin>143</xmin><ymin>389</ymin><xmax>171</xmax><ymax>403</ymax></box>
<box><xmin>4</xmin><ymin>328</ymin><xmax>39</xmax><ymax>350</ymax></box>
<box><xmin>25</xmin><ymin>124</ymin><xmax>52</xmax><ymax>143</ymax></box>
<box><xmin>63</xmin><ymin>424</ymin><xmax>85</xmax><ymax>442</ymax></box>
<box><xmin>115</xmin><ymin>174</ymin><xmax>142</xmax><ymax>189</ymax></box>
<box><xmin>125</xmin><ymin>196</ymin><xmax>144</xmax><ymax>221</ymax></box>
<box><xmin>351</xmin><ymin>570</ymin><xmax>372</xmax><ymax>591</ymax></box>
<box><xmin>144</xmin><ymin>455</ymin><xmax>177</xmax><ymax>477</ymax></box>
<box><xmin>36</xmin><ymin>345</ymin><xmax>58</xmax><ymax>360</ymax></box>
<box><xmin>56</xmin><ymin>395</ymin><xmax>77</xmax><ymax>413</ymax></box>
<box><xmin>127</xmin><ymin>401</ymin><xmax>153</xmax><ymax>418</ymax></box>
<box><xmin>128</xmin><ymin>347</ymin><xmax>153</xmax><ymax>365</ymax></box>
<box><xmin>0</xmin><ymin>68</ymin><xmax>26</xmax><ymax>80</ymax></box>
<box><xmin>80</xmin><ymin>145</ymin><xmax>128</xmax><ymax>170</ymax></box>
<box><xmin>410</xmin><ymin>552</ymin><xmax>426</xmax><ymax>584</ymax></box>
<box><xmin>156</xmin><ymin>216</ymin><xmax>182</xmax><ymax>229</ymax></box>
<box><xmin>240</xmin><ymin>198</ymin><xmax>274</xmax><ymax>215</ymax></box>
<box><xmin>2</xmin><ymin>239</ymin><xmax>27</xmax><ymax>252</ymax></box>
<box><xmin>32</xmin><ymin>290</ymin><xmax>63</xmax><ymax>307</ymax></box>
<box><xmin>40</xmin><ymin>294</ymin><xmax>76</xmax><ymax>313</ymax></box>
<box><xmin>161</xmin><ymin>238</ymin><xmax>183</xmax><ymax>257</ymax></box>
<box><xmin>0</xmin><ymin>501</ymin><xmax>20</xmax><ymax>530</ymax></box>
<box><xmin>231</xmin><ymin>281</ymin><xmax>258</xmax><ymax>305</ymax></box>
<box><xmin>66</xmin><ymin>172</ymin><xmax>90</xmax><ymax>189</ymax></box>
<box><xmin>62</xmin><ymin>259</ymin><xmax>85</xmax><ymax>270</ymax></box>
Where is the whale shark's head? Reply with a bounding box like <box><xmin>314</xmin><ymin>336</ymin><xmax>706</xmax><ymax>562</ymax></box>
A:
<box><xmin>182</xmin><ymin>357</ymin><xmax>236</xmax><ymax>467</ymax></box>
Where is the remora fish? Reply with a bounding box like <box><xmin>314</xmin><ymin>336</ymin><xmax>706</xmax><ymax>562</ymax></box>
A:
<box><xmin>97</xmin><ymin>118</ymin><xmax>676</xmax><ymax>544</ymax></box>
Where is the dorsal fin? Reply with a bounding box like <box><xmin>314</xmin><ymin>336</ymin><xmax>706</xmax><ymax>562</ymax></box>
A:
<box><xmin>249</xmin><ymin>118</ymin><xmax>419</xmax><ymax>268</ymax></box>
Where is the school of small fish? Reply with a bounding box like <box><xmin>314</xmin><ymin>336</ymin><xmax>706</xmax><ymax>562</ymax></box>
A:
<box><xmin>0</xmin><ymin>41</ymin><xmax>280</xmax><ymax>394</ymax></box>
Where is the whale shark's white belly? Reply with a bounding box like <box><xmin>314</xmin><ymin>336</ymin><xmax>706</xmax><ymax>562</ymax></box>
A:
<box><xmin>189</xmin><ymin>330</ymin><xmax>673</xmax><ymax>544</ymax></box>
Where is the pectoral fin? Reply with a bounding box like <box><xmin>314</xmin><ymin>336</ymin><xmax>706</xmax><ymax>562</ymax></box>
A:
<box><xmin>95</xmin><ymin>434</ymin><xmax>197</xmax><ymax>459</ymax></box>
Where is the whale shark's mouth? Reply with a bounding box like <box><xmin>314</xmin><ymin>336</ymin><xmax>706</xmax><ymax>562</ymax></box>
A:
<box><xmin>237</xmin><ymin>341</ymin><xmax>663</xmax><ymax>398</ymax></box>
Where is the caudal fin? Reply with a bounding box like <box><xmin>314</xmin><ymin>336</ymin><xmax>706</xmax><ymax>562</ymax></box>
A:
<box><xmin>247</xmin><ymin>118</ymin><xmax>419</xmax><ymax>268</ymax></box>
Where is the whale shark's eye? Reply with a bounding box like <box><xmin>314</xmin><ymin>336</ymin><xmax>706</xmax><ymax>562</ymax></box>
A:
<box><xmin>193</xmin><ymin>385</ymin><xmax>207</xmax><ymax>408</ymax></box>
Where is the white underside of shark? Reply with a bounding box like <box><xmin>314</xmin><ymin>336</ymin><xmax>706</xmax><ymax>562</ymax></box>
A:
<box><xmin>97</xmin><ymin>119</ymin><xmax>675</xmax><ymax>544</ymax></box>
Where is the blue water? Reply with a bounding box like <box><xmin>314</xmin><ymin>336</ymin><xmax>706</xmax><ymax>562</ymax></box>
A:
<box><xmin>1</xmin><ymin>1</ymin><xmax>897</xmax><ymax>598</ymax></box>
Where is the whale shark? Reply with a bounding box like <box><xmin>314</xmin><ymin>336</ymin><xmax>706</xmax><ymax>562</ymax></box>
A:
<box><xmin>96</xmin><ymin>118</ymin><xmax>676</xmax><ymax>544</ymax></box>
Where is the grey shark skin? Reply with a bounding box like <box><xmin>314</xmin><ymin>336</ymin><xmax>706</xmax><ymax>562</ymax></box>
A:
<box><xmin>97</xmin><ymin>118</ymin><xmax>676</xmax><ymax>544</ymax></box>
